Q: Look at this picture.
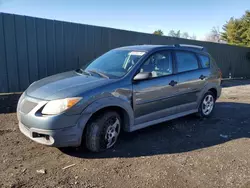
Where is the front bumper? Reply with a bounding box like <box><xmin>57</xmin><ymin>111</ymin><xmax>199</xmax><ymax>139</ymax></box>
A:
<box><xmin>19</xmin><ymin>121</ymin><xmax>82</xmax><ymax>147</ymax></box>
<box><xmin>17</xmin><ymin>93</ymin><xmax>83</xmax><ymax>147</ymax></box>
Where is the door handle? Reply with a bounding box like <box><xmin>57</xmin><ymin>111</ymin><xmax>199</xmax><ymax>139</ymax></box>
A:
<box><xmin>169</xmin><ymin>80</ymin><xmax>178</xmax><ymax>87</ymax></box>
<box><xmin>199</xmin><ymin>75</ymin><xmax>206</xmax><ymax>80</ymax></box>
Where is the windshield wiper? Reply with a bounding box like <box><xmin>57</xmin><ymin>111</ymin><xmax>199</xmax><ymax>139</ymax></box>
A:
<box><xmin>88</xmin><ymin>70</ymin><xmax>109</xmax><ymax>79</ymax></box>
<box><xmin>75</xmin><ymin>69</ymin><xmax>92</xmax><ymax>76</ymax></box>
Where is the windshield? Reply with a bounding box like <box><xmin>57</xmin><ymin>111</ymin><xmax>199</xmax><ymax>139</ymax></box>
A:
<box><xmin>83</xmin><ymin>50</ymin><xmax>146</xmax><ymax>78</ymax></box>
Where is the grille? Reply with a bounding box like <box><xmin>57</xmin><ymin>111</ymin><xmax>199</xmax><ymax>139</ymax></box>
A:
<box><xmin>20</xmin><ymin>99</ymin><xmax>38</xmax><ymax>114</ymax></box>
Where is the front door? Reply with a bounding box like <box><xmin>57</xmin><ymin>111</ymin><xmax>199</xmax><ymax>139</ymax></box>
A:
<box><xmin>132</xmin><ymin>50</ymin><xmax>179</xmax><ymax>125</ymax></box>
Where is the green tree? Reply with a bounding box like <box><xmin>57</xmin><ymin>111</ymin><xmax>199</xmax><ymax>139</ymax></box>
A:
<box><xmin>221</xmin><ymin>10</ymin><xmax>250</xmax><ymax>47</ymax></box>
<box><xmin>238</xmin><ymin>11</ymin><xmax>250</xmax><ymax>46</ymax></box>
<box><xmin>153</xmin><ymin>29</ymin><xmax>197</xmax><ymax>40</ymax></box>
<box><xmin>153</xmin><ymin>30</ymin><xmax>164</xmax><ymax>36</ymax></box>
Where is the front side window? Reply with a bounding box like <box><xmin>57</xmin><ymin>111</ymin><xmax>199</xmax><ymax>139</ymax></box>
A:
<box><xmin>84</xmin><ymin>50</ymin><xmax>146</xmax><ymax>78</ymax></box>
<box><xmin>140</xmin><ymin>51</ymin><xmax>173</xmax><ymax>78</ymax></box>
<box><xmin>175</xmin><ymin>51</ymin><xmax>199</xmax><ymax>73</ymax></box>
<box><xmin>199</xmin><ymin>55</ymin><xmax>210</xmax><ymax>68</ymax></box>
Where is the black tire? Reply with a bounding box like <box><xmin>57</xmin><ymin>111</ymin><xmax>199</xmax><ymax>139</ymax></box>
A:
<box><xmin>85</xmin><ymin>111</ymin><xmax>121</xmax><ymax>152</ymax></box>
<box><xmin>197</xmin><ymin>91</ymin><xmax>215</xmax><ymax>118</ymax></box>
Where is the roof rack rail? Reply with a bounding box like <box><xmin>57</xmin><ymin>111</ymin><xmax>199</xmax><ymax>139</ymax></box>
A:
<box><xmin>174</xmin><ymin>44</ymin><xmax>207</xmax><ymax>51</ymax></box>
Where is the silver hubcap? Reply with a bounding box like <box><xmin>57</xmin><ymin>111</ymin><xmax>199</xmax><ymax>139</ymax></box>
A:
<box><xmin>105</xmin><ymin>118</ymin><xmax>120</xmax><ymax>148</ymax></box>
<box><xmin>202</xmin><ymin>94</ymin><xmax>214</xmax><ymax>115</ymax></box>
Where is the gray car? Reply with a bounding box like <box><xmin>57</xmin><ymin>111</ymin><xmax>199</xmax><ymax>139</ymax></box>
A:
<box><xmin>17</xmin><ymin>44</ymin><xmax>222</xmax><ymax>152</ymax></box>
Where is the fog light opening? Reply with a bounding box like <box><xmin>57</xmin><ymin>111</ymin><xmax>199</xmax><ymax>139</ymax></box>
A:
<box><xmin>32</xmin><ymin>132</ymin><xmax>50</xmax><ymax>140</ymax></box>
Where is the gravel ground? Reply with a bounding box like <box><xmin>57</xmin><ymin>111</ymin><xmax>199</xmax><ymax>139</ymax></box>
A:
<box><xmin>0</xmin><ymin>80</ymin><xmax>250</xmax><ymax>188</ymax></box>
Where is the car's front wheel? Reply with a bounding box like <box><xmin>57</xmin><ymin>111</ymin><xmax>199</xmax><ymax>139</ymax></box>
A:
<box><xmin>85</xmin><ymin>111</ymin><xmax>121</xmax><ymax>152</ymax></box>
<box><xmin>197</xmin><ymin>91</ymin><xmax>215</xmax><ymax>118</ymax></box>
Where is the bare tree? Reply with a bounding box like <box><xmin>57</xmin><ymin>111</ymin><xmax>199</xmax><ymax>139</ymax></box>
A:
<box><xmin>168</xmin><ymin>30</ymin><xmax>181</xmax><ymax>38</ymax></box>
<box><xmin>181</xmin><ymin>32</ymin><xmax>189</xmax><ymax>39</ymax></box>
<box><xmin>189</xmin><ymin>34</ymin><xmax>197</xmax><ymax>40</ymax></box>
<box><xmin>206</xmin><ymin>26</ymin><xmax>221</xmax><ymax>42</ymax></box>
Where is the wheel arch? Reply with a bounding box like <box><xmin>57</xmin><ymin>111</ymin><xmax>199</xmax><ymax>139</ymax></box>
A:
<box><xmin>208</xmin><ymin>88</ymin><xmax>217</xmax><ymax>100</ymax></box>
<box><xmin>86</xmin><ymin>106</ymin><xmax>131</xmax><ymax>132</ymax></box>
<box><xmin>197</xmin><ymin>83</ymin><xmax>221</xmax><ymax>108</ymax></box>
<box><xmin>77</xmin><ymin>97</ymin><xmax>134</xmax><ymax>134</ymax></box>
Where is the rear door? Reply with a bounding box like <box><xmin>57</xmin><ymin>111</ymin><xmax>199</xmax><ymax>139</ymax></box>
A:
<box><xmin>173</xmin><ymin>51</ymin><xmax>210</xmax><ymax>113</ymax></box>
<box><xmin>132</xmin><ymin>50</ymin><xmax>179</xmax><ymax>125</ymax></box>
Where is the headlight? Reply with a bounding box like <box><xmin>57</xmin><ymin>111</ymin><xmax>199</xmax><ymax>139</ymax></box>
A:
<box><xmin>41</xmin><ymin>97</ymin><xmax>82</xmax><ymax>115</ymax></box>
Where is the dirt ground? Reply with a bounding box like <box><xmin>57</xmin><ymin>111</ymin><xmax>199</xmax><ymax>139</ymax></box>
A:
<box><xmin>0</xmin><ymin>80</ymin><xmax>250</xmax><ymax>188</ymax></box>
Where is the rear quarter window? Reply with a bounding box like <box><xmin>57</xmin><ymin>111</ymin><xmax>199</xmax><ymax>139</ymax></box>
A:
<box><xmin>175</xmin><ymin>51</ymin><xmax>199</xmax><ymax>73</ymax></box>
<box><xmin>199</xmin><ymin>55</ymin><xmax>210</xmax><ymax>68</ymax></box>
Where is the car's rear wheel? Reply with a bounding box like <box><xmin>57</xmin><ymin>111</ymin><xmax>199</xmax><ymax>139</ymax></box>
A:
<box><xmin>197</xmin><ymin>91</ymin><xmax>215</xmax><ymax>118</ymax></box>
<box><xmin>85</xmin><ymin>111</ymin><xmax>121</xmax><ymax>152</ymax></box>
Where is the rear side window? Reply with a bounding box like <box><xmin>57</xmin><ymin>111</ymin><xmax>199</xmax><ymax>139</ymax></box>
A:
<box><xmin>199</xmin><ymin>55</ymin><xmax>210</xmax><ymax>68</ymax></box>
<box><xmin>175</xmin><ymin>51</ymin><xmax>199</xmax><ymax>73</ymax></box>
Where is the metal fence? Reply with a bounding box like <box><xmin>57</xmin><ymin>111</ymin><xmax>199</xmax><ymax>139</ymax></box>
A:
<box><xmin>0</xmin><ymin>13</ymin><xmax>250</xmax><ymax>93</ymax></box>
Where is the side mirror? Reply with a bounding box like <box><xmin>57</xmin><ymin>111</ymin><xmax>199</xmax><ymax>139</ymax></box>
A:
<box><xmin>133</xmin><ymin>72</ymin><xmax>152</xmax><ymax>81</ymax></box>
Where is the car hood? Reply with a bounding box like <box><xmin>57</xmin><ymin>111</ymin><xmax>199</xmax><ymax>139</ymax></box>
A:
<box><xmin>26</xmin><ymin>71</ymin><xmax>113</xmax><ymax>100</ymax></box>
